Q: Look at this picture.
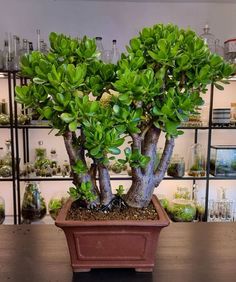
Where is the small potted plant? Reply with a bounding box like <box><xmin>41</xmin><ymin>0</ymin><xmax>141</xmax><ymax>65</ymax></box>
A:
<box><xmin>15</xmin><ymin>23</ymin><xmax>233</xmax><ymax>272</ymax></box>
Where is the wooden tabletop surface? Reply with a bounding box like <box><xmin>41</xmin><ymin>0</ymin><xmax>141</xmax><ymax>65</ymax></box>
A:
<box><xmin>0</xmin><ymin>223</ymin><xmax>235</xmax><ymax>282</ymax></box>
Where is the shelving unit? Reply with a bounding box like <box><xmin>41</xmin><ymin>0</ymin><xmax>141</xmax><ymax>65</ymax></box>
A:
<box><xmin>1</xmin><ymin>69</ymin><xmax>236</xmax><ymax>223</ymax></box>
<box><xmin>0</xmin><ymin>70</ymin><xmax>19</xmax><ymax>224</ymax></box>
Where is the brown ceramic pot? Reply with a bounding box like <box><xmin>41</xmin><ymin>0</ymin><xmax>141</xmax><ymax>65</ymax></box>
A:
<box><xmin>55</xmin><ymin>195</ymin><xmax>170</xmax><ymax>272</ymax></box>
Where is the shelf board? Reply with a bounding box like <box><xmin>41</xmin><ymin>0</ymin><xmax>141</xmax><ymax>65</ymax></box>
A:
<box><xmin>209</xmin><ymin>176</ymin><xmax>236</xmax><ymax>180</ymax></box>
<box><xmin>17</xmin><ymin>124</ymin><xmax>52</xmax><ymax>129</ymax></box>
<box><xmin>19</xmin><ymin>176</ymin><xmax>73</xmax><ymax>182</ymax></box>
<box><xmin>0</xmin><ymin>177</ymin><xmax>14</xmax><ymax>182</ymax></box>
<box><xmin>0</xmin><ymin>125</ymin><xmax>11</xmax><ymax>129</ymax></box>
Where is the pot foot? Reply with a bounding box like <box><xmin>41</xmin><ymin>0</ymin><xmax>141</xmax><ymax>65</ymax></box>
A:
<box><xmin>73</xmin><ymin>268</ymin><xmax>91</xmax><ymax>272</ymax></box>
<box><xmin>135</xmin><ymin>267</ymin><xmax>153</xmax><ymax>272</ymax></box>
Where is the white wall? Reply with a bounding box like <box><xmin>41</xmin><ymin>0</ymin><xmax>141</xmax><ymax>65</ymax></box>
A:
<box><xmin>0</xmin><ymin>0</ymin><xmax>236</xmax><ymax>51</ymax></box>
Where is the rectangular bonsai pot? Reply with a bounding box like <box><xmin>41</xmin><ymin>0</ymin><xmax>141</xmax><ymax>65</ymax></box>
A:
<box><xmin>55</xmin><ymin>195</ymin><xmax>170</xmax><ymax>272</ymax></box>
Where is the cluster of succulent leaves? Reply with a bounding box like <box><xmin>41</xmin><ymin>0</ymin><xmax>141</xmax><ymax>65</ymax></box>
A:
<box><xmin>69</xmin><ymin>181</ymin><xmax>96</xmax><ymax>203</ymax></box>
<box><xmin>113</xmin><ymin>23</ymin><xmax>234</xmax><ymax>138</ymax></box>
<box><xmin>15</xmin><ymin>24</ymin><xmax>234</xmax><ymax>206</ymax></box>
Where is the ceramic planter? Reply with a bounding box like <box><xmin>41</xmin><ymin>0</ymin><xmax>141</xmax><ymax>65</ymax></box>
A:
<box><xmin>55</xmin><ymin>195</ymin><xmax>170</xmax><ymax>272</ymax></box>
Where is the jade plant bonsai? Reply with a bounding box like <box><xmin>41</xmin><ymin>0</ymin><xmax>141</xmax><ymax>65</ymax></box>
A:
<box><xmin>15</xmin><ymin>23</ymin><xmax>234</xmax><ymax>210</ymax></box>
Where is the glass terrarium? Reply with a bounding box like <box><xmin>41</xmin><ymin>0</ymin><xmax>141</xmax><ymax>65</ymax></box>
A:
<box><xmin>0</xmin><ymin>196</ymin><xmax>5</xmax><ymax>224</ymax></box>
<box><xmin>167</xmin><ymin>154</ymin><xmax>185</xmax><ymax>177</ymax></box>
<box><xmin>187</xmin><ymin>143</ymin><xmax>206</xmax><ymax>177</ymax></box>
<box><xmin>21</xmin><ymin>182</ymin><xmax>46</xmax><ymax>223</ymax></box>
<box><xmin>0</xmin><ymin>140</ymin><xmax>13</xmax><ymax>178</ymax></box>
<box><xmin>167</xmin><ymin>198</ymin><xmax>196</xmax><ymax>222</ymax></box>
<box><xmin>210</xmin><ymin>145</ymin><xmax>236</xmax><ymax>176</ymax></box>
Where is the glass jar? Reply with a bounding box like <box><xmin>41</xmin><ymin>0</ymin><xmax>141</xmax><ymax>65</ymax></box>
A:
<box><xmin>0</xmin><ymin>196</ymin><xmax>5</xmax><ymax>224</ymax></box>
<box><xmin>50</xmin><ymin>148</ymin><xmax>58</xmax><ymax>168</ymax></box>
<box><xmin>200</xmin><ymin>24</ymin><xmax>215</xmax><ymax>53</ymax></box>
<box><xmin>0</xmin><ymin>140</ymin><xmax>12</xmax><ymax>177</ymax></box>
<box><xmin>167</xmin><ymin>198</ymin><xmax>196</xmax><ymax>222</ymax></box>
<box><xmin>21</xmin><ymin>182</ymin><xmax>46</xmax><ymax>223</ymax></box>
<box><xmin>187</xmin><ymin>143</ymin><xmax>206</xmax><ymax>177</ymax></box>
<box><xmin>167</xmin><ymin>154</ymin><xmax>185</xmax><ymax>177</ymax></box>
<box><xmin>230</xmin><ymin>103</ymin><xmax>236</xmax><ymax>122</ymax></box>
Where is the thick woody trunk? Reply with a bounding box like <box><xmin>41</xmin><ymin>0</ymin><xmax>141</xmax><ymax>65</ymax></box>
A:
<box><xmin>125</xmin><ymin>131</ymin><xmax>175</xmax><ymax>208</ymax></box>
<box><xmin>63</xmin><ymin>131</ymin><xmax>100</xmax><ymax>203</ymax></box>
<box><xmin>125</xmin><ymin>176</ymin><xmax>155</xmax><ymax>208</ymax></box>
<box><xmin>97</xmin><ymin>163</ymin><xmax>114</xmax><ymax>206</ymax></box>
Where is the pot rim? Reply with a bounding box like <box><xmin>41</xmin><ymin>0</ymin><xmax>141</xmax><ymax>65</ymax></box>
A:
<box><xmin>55</xmin><ymin>195</ymin><xmax>170</xmax><ymax>228</ymax></box>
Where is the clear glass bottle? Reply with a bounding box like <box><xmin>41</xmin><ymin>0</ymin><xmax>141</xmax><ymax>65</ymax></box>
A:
<box><xmin>20</xmin><ymin>39</ymin><xmax>29</xmax><ymax>58</ymax></box>
<box><xmin>2</xmin><ymin>38</ymin><xmax>10</xmax><ymax>70</ymax></box>
<box><xmin>0</xmin><ymin>147</ymin><xmax>3</xmax><ymax>166</ymax></box>
<box><xmin>2</xmin><ymin>140</ymin><xmax>12</xmax><ymax>166</ymax></box>
<box><xmin>111</xmin><ymin>39</ymin><xmax>120</xmax><ymax>64</ymax></box>
<box><xmin>95</xmin><ymin>36</ymin><xmax>104</xmax><ymax>60</ymax></box>
<box><xmin>187</xmin><ymin>143</ymin><xmax>206</xmax><ymax>177</ymax></box>
<box><xmin>36</xmin><ymin>29</ymin><xmax>41</xmax><ymax>51</ymax></box>
<box><xmin>50</xmin><ymin>148</ymin><xmax>58</xmax><ymax>168</ymax></box>
<box><xmin>1</xmin><ymin>99</ymin><xmax>8</xmax><ymax>115</ymax></box>
<box><xmin>28</xmin><ymin>42</ymin><xmax>34</xmax><ymax>53</ymax></box>
<box><xmin>63</xmin><ymin>159</ymin><xmax>70</xmax><ymax>174</ymax></box>
<box><xmin>12</xmin><ymin>35</ymin><xmax>21</xmax><ymax>70</ymax></box>
<box><xmin>21</xmin><ymin>182</ymin><xmax>46</xmax><ymax>223</ymax></box>
<box><xmin>40</xmin><ymin>39</ymin><xmax>48</xmax><ymax>54</ymax></box>
<box><xmin>200</xmin><ymin>24</ymin><xmax>215</xmax><ymax>53</ymax></box>
<box><xmin>35</xmin><ymin>140</ymin><xmax>47</xmax><ymax>161</ymax></box>
<box><xmin>214</xmin><ymin>39</ymin><xmax>224</xmax><ymax>57</ymax></box>
<box><xmin>0</xmin><ymin>196</ymin><xmax>5</xmax><ymax>224</ymax></box>
<box><xmin>0</xmin><ymin>49</ymin><xmax>3</xmax><ymax>69</ymax></box>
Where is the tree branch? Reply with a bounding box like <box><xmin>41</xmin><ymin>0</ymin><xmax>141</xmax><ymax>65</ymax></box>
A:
<box><xmin>141</xmin><ymin>125</ymin><xmax>161</xmax><ymax>175</ymax></box>
<box><xmin>97</xmin><ymin>163</ymin><xmax>114</xmax><ymax>206</ymax></box>
<box><xmin>154</xmin><ymin>136</ymin><xmax>175</xmax><ymax>184</ymax></box>
<box><xmin>131</xmin><ymin>133</ymin><xmax>143</xmax><ymax>177</ymax></box>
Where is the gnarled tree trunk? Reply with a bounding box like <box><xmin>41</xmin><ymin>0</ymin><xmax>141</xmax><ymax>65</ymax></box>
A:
<box><xmin>125</xmin><ymin>126</ymin><xmax>175</xmax><ymax>208</ymax></box>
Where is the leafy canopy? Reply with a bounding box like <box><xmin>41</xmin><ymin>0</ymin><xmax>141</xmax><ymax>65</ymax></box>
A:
<box><xmin>113</xmin><ymin>23</ymin><xmax>234</xmax><ymax>138</ymax></box>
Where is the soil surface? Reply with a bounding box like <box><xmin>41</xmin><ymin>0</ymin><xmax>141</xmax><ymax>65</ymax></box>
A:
<box><xmin>66</xmin><ymin>202</ymin><xmax>158</xmax><ymax>221</ymax></box>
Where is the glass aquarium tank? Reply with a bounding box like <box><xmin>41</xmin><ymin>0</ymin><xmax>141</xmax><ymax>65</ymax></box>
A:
<box><xmin>210</xmin><ymin>145</ymin><xmax>236</xmax><ymax>176</ymax></box>
<box><xmin>187</xmin><ymin>143</ymin><xmax>206</xmax><ymax>177</ymax></box>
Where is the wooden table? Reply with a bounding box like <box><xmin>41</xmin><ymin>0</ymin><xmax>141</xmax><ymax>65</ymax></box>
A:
<box><xmin>0</xmin><ymin>223</ymin><xmax>235</xmax><ymax>282</ymax></box>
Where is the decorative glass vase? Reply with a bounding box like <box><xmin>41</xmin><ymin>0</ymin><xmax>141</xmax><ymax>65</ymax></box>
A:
<box><xmin>21</xmin><ymin>182</ymin><xmax>46</xmax><ymax>223</ymax></box>
<box><xmin>167</xmin><ymin>154</ymin><xmax>185</xmax><ymax>177</ymax></box>
<box><xmin>187</xmin><ymin>143</ymin><xmax>206</xmax><ymax>177</ymax></box>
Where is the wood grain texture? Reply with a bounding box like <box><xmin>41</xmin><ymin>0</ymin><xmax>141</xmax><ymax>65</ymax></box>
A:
<box><xmin>0</xmin><ymin>223</ymin><xmax>235</xmax><ymax>282</ymax></box>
